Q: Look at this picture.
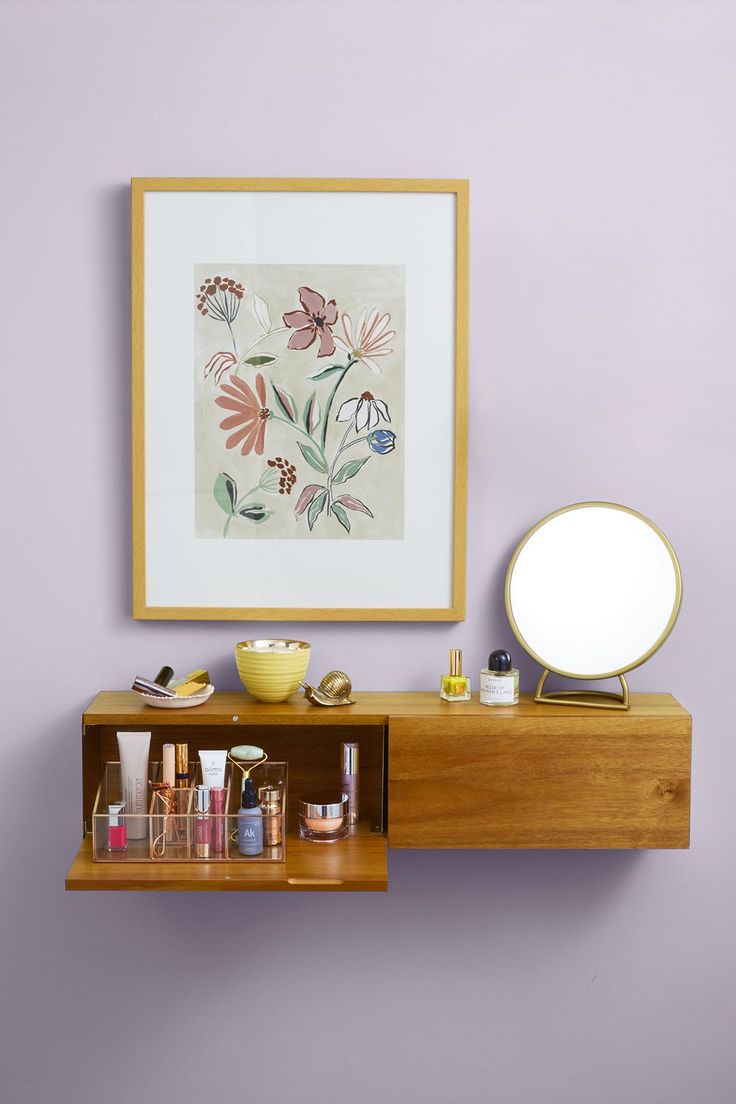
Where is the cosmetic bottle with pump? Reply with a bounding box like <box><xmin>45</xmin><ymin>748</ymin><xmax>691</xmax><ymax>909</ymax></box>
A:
<box><xmin>341</xmin><ymin>742</ymin><xmax>359</xmax><ymax>824</ymax></box>
<box><xmin>238</xmin><ymin>777</ymin><xmax>264</xmax><ymax>856</ymax></box>
<box><xmin>440</xmin><ymin>649</ymin><xmax>471</xmax><ymax>702</ymax></box>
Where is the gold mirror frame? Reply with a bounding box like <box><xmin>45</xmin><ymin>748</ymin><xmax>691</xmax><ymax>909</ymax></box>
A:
<box><xmin>504</xmin><ymin>502</ymin><xmax>683</xmax><ymax>710</ymax></box>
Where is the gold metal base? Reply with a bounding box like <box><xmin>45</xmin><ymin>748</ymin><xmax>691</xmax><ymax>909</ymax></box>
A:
<box><xmin>534</xmin><ymin>669</ymin><xmax>630</xmax><ymax>710</ymax></box>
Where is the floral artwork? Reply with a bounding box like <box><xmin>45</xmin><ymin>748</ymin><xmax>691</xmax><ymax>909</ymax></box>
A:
<box><xmin>195</xmin><ymin>264</ymin><xmax>405</xmax><ymax>539</ymax></box>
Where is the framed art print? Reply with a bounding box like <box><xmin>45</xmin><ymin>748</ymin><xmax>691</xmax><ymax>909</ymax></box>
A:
<box><xmin>132</xmin><ymin>178</ymin><xmax>468</xmax><ymax>620</ymax></box>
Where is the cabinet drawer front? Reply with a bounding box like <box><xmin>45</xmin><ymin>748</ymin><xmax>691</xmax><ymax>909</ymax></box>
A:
<box><xmin>388</xmin><ymin>715</ymin><xmax>691</xmax><ymax>849</ymax></box>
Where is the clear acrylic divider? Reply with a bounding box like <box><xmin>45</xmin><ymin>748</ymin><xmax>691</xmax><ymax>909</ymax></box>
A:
<box><xmin>91</xmin><ymin>761</ymin><xmax>286</xmax><ymax>863</ymax></box>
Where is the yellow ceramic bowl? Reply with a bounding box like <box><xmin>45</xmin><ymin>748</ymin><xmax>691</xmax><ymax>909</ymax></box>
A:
<box><xmin>234</xmin><ymin>639</ymin><xmax>311</xmax><ymax>703</ymax></box>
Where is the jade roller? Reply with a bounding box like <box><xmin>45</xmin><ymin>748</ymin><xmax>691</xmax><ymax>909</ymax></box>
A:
<box><xmin>228</xmin><ymin>745</ymin><xmax>268</xmax><ymax>790</ymax></box>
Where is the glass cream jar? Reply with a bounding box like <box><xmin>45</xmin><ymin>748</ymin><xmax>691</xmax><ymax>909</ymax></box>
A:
<box><xmin>299</xmin><ymin>796</ymin><xmax>350</xmax><ymax>842</ymax></box>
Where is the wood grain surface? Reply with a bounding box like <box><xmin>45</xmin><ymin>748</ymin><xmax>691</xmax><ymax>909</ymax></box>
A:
<box><xmin>388</xmin><ymin>698</ymin><xmax>691</xmax><ymax>849</ymax></box>
<box><xmin>66</xmin><ymin>827</ymin><xmax>387</xmax><ymax>892</ymax></box>
<box><xmin>68</xmin><ymin>692</ymin><xmax>691</xmax><ymax>891</ymax></box>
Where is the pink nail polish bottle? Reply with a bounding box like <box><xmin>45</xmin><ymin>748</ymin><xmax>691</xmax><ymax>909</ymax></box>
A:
<box><xmin>107</xmin><ymin>802</ymin><xmax>127</xmax><ymax>851</ymax></box>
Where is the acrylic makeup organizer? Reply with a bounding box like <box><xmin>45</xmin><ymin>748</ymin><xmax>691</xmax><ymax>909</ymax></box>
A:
<box><xmin>91</xmin><ymin>761</ymin><xmax>287</xmax><ymax>863</ymax></box>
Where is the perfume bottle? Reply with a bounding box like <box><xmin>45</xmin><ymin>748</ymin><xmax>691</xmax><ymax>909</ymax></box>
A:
<box><xmin>440</xmin><ymin>649</ymin><xmax>471</xmax><ymax>702</ymax></box>
<box><xmin>480</xmin><ymin>649</ymin><xmax>520</xmax><ymax>706</ymax></box>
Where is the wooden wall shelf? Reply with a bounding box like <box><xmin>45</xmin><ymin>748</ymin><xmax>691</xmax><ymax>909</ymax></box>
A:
<box><xmin>66</xmin><ymin>691</ymin><xmax>691</xmax><ymax>892</ymax></box>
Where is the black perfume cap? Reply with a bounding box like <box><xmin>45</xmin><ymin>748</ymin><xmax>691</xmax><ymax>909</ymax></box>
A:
<box><xmin>240</xmin><ymin>777</ymin><xmax>259</xmax><ymax>808</ymax></box>
<box><xmin>489</xmin><ymin>649</ymin><xmax>512</xmax><ymax>672</ymax></box>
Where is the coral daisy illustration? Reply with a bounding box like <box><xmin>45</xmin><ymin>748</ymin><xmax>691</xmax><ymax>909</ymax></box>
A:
<box><xmin>215</xmin><ymin>373</ymin><xmax>270</xmax><ymax>456</ymax></box>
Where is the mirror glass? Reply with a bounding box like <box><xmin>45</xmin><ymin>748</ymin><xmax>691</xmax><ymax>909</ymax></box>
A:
<box><xmin>506</xmin><ymin>503</ymin><xmax>681</xmax><ymax>678</ymax></box>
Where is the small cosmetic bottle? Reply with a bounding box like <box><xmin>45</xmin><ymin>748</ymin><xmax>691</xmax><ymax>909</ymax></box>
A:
<box><xmin>480</xmin><ymin>649</ymin><xmax>520</xmax><ymax>706</ymax></box>
<box><xmin>341</xmin><ymin>742</ymin><xmax>359</xmax><ymax>825</ymax></box>
<box><xmin>238</xmin><ymin>777</ymin><xmax>264</xmax><ymax>856</ymax></box>
<box><xmin>210</xmin><ymin>787</ymin><xmax>226</xmax><ymax>854</ymax></box>
<box><xmin>194</xmin><ymin>785</ymin><xmax>212</xmax><ymax>858</ymax></box>
<box><xmin>259</xmin><ymin>785</ymin><xmax>283</xmax><ymax>847</ymax></box>
<box><xmin>440</xmin><ymin>649</ymin><xmax>471</xmax><ymax>702</ymax></box>
<box><xmin>107</xmin><ymin>802</ymin><xmax>127</xmax><ymax>852</ymax></box>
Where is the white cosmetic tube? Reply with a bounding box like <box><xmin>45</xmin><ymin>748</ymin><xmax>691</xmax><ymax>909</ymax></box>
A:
<box><xmin>199</xmin><ymin>749</ymin><xmax>227</xmax><ymax>789</ymax></box>
<box><xmin>117</xmin><ymin>730</ymin><xmax>151</xmax><ymax>839</ymax></box>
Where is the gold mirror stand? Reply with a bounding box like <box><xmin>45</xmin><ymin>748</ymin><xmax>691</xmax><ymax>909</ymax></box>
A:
<box><xmin>534</xmin><ymin>669</ymin><xmax>630</xmax><ymax>711</ymax></box>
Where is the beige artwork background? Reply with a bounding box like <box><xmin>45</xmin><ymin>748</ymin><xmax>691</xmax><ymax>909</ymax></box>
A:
<box><xmin>194</xmin><ymin>264</ymin><xmax>405</xmax><ymax>540</ymax></box>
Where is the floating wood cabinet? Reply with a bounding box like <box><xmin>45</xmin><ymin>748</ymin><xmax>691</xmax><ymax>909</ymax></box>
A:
<box><xmin>66</xmin><ymin>692</ymin><xmax>691</xmax><ymax>893</ymax></box>
<box><xmin>388</xmin><ymin>695</ymin><xmax>691</xmax><ymax>849</ymax></box>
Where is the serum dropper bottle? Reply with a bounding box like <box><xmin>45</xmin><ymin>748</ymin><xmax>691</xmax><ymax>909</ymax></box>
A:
<box><xmin>440</xmin><ymin>649</ymin><xmax>471</xmax><ymax>702</ymax></box>
<box><xmin>237</xmin><ymin>777</ymin><xmax>264</xmax><ymax>856</ymax></box>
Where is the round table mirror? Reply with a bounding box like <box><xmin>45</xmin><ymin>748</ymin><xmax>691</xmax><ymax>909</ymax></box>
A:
<box><xmin>505</xmin><ymin>502</ymin><xmax>682</xmax><ymax>709</ymax></box>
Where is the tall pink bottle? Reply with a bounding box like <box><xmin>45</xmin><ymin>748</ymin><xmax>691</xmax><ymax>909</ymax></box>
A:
<box><xmin>211</xmin><ymin>787</ymin><xmax>226</xmax><ymax>854</ymax></box>
<box><xmin>341</xmin><ymin>742</ymin><xmax>359</xmax><ymax>825</ymax></box>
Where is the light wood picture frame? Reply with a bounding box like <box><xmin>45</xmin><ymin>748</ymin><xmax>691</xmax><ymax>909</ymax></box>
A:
<box><xmin>132</xmin><ymin>178</ymin><xmax>468</xmax><ymax>621</ymax></box>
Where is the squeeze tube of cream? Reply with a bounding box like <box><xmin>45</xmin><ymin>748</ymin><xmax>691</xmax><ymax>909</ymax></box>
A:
<box><xmin>117</xmin><ymin>730</ymin><xmax>151</xmax><ymax>839</ymax></box>
<box><xmin>199</xmin><ymin>749</ymin><xmax>227</xmax><ymax>789</ymax></box>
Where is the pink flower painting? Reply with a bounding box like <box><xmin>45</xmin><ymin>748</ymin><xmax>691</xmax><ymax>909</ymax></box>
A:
<box><xmin>283</xmin><ymin>287</ymin><xmax>338</xmax><ymax>357</ymax></box>
<box><xmin>195</xmin><ymin>263</ymin><xmax>404</xmax><ymax>541</ymax></box>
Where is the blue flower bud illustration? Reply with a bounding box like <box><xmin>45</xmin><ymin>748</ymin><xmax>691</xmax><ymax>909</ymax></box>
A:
<box><xmin>368</xmin><ymin>429</ymin><xmax>397</xmax><ymax>455</ymax></box>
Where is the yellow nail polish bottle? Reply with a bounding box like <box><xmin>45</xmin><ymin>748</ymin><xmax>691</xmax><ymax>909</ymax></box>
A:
<box><xmin>440</xmin><ymin>649</ymin><xmax>471</xmax><ymax>702</ymax></box>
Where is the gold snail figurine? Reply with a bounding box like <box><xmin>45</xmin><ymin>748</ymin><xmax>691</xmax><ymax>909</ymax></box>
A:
<box><xmin>301</xmin><ymin>670</ymin><xmax>355</xmax><ymax>707</ymax></box>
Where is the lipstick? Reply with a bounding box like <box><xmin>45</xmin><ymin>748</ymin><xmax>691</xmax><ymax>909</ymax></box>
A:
<box><xmin>175</xmin><ymin>743</ymin><xmax>189</xmax><ymax>788</ymax></box>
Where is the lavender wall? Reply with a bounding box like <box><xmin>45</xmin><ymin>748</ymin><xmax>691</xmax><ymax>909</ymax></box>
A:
<box><xmin>2</xmin><ymin>2</ymin><xmax>734</xmax><ymax>1101</ymax></box>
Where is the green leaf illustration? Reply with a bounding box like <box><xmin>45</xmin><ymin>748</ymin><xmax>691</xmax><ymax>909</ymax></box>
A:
<box><xmin>297</xmin><ymin>440</ymin><xmax>328</xmax><ymax>473</ymax></box>
<box><xmin>307</xmin><ymin>363</ymin><xmax>347</xmax><ymax>382</ymax></box>
<box><xmin>333</xmin><ymin>456</ymin><xmax>369</xmax><ymax>485</ymax></box>
<box><xmin>244</xmin><ymin>354</ymin><xmax>278</xmax><ymax>368</ymax></box>
<box><xmin>303</xmin><ymin>391</ymin><xmax>321</xmax><ymax>434</ymax></box>
<box><xmin>272</xmin><ymin>382</ymin><xmax>298</xmax><ymax>421</ymax></box>
<box><xmin>238</xmin><ymin>503</ymin><xmax>272</xmax><ymax>524</ymax></box>
<box><xmin>307</xmin><ymin>489</ymin><xmax>328</xmax><ymax>531</ymax></box>
<box><xmin>331</xmin><ymin>503</ymin><xmax>351</xmax><ymax>533</ymax></box>
<box><xmin>214</xmin><ymin>472</ymin><xmax>237</xmax><ymax>514</ymax></box>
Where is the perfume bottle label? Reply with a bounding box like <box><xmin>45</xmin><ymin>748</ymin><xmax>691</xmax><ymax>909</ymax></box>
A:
<box><xmin>480</xmin><ymin>672</ymin><xmax>515</xmax><ymax>704</ymax></box>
